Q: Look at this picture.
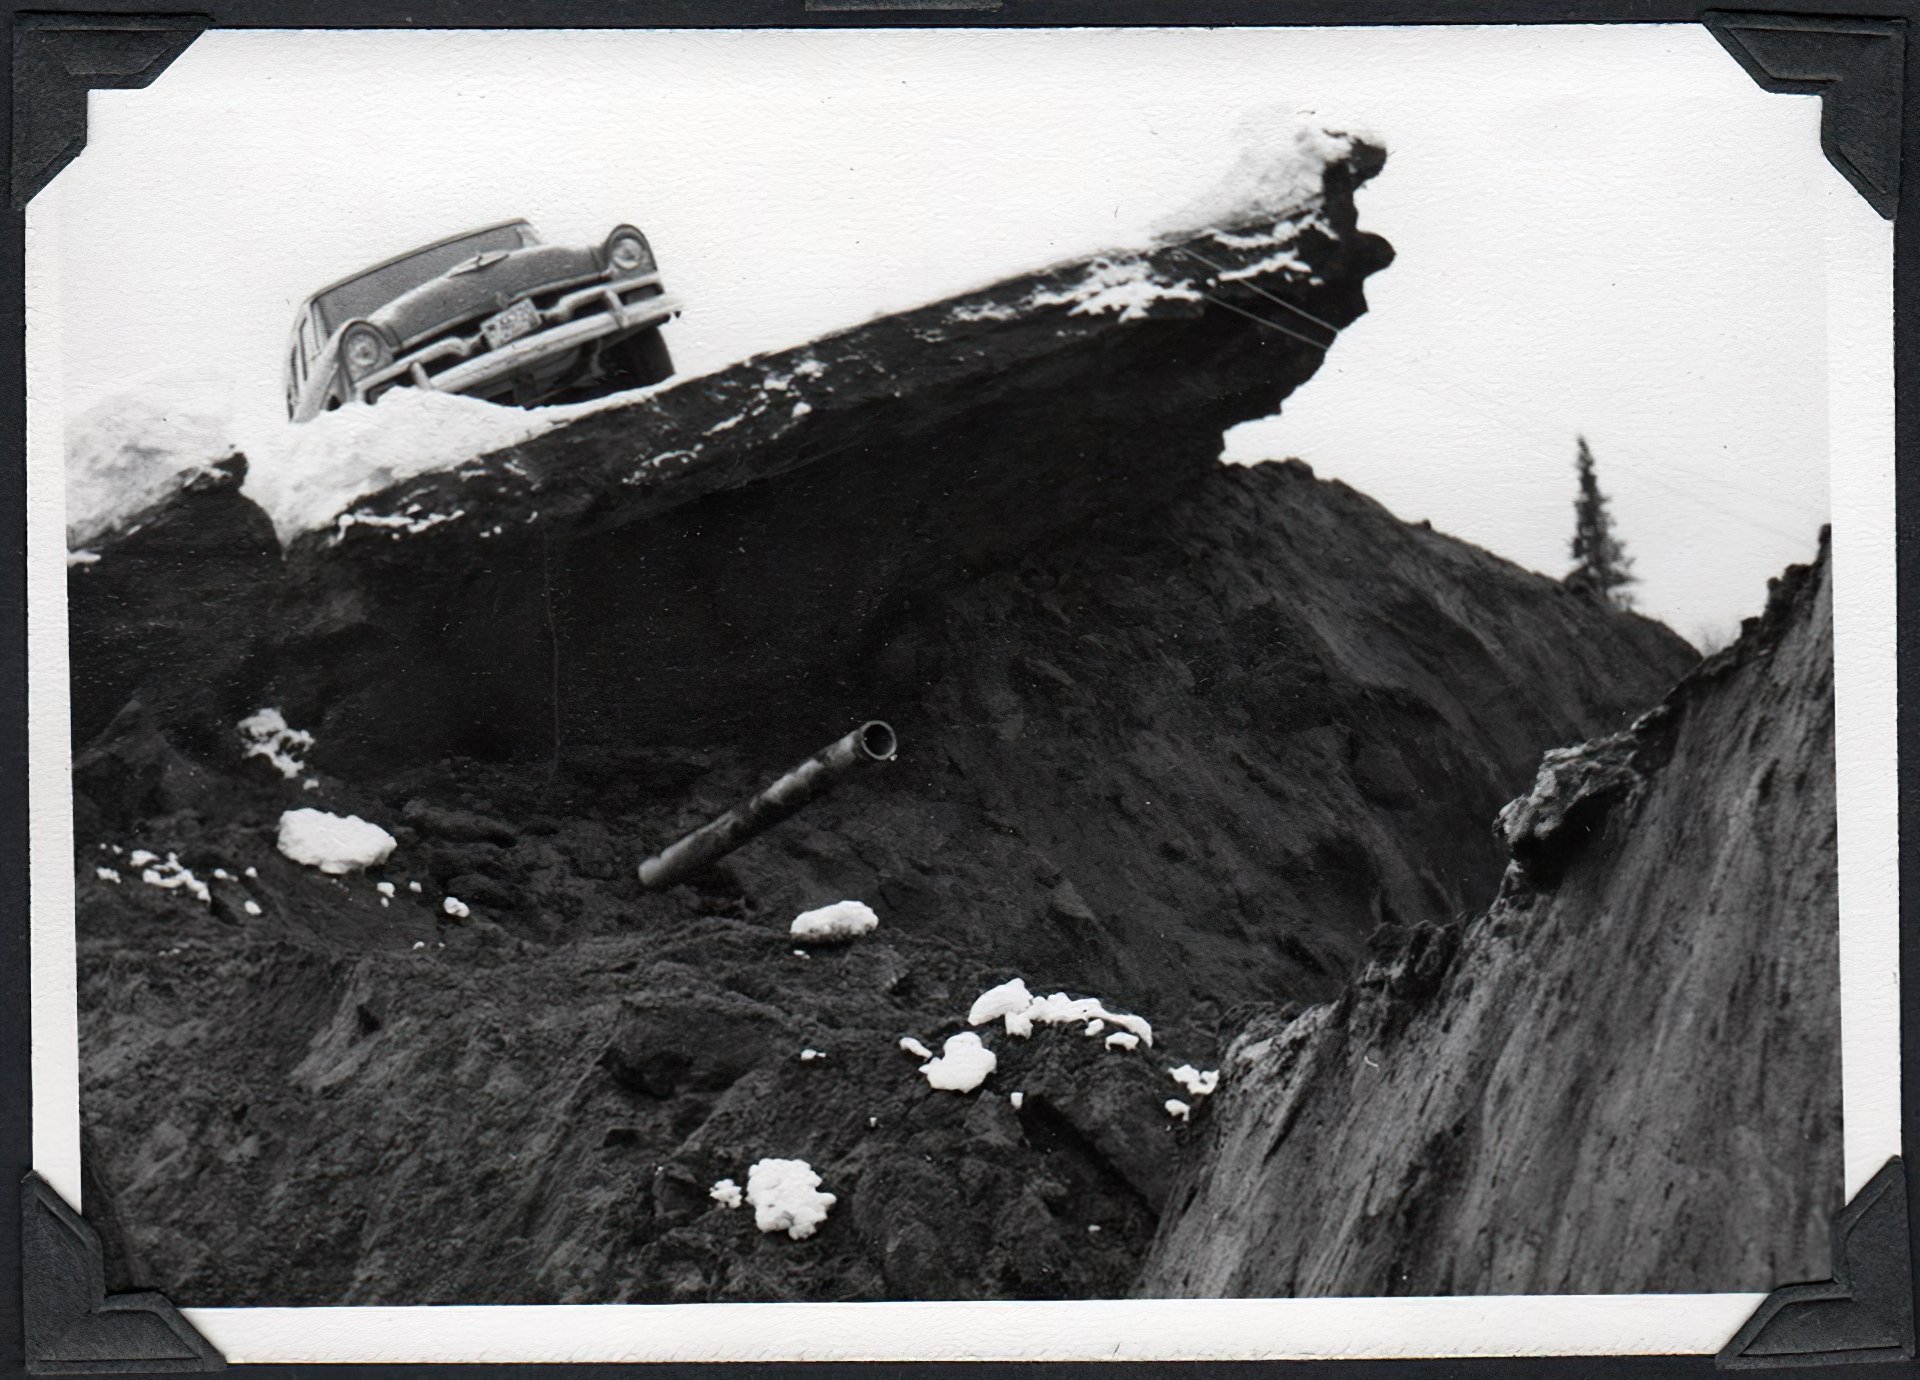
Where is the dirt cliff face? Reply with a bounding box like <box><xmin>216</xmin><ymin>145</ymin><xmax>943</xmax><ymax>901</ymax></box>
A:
<box><xmin>71</xmin><ymin>143</ymin><xmax>1395</xmax><ymax>771</ymax></box>
<box><xmin>67</xmin><ymin>134</ymin><xmax>1706</xmax><ymax>1307</ymax></box>
<box><xmin>1139</xmin><ymin>540</ymin><xmax>1840</xmax><ymax>1297</ymax></box>
<box><xmin>71</xmin><ymin>459</ymin><xmax>1692</xmax><ymax>1307</ymax></box>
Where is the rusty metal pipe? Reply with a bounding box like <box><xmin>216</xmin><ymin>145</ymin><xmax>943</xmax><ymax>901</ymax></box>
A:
<box><xmin>638</xmin><ymin>720</ymin><xmax>898</xmax><ymax>888</ymax></box>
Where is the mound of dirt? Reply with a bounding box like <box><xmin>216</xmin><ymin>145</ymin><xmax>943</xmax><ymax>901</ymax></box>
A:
<box><xmin>68</xmin><ymin>130</ymin><xmax>1710</xmax><ymax>1306</ymax></box>
<box><xmin>1139</xmin><ymin>539</ymin><xmax>1840</xmax><ymax>1297</ymax></box>
<box><xmin>73</xmin><ymin>459</ymin><xmax>1692</xmax><ymax>1306</ymax></box>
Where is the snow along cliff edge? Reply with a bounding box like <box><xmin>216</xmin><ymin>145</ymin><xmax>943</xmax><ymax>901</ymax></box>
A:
<box><xmin>72</xmin><ymin>134</ymin><xmax>1394</xmax><ymax>771</ymax></box>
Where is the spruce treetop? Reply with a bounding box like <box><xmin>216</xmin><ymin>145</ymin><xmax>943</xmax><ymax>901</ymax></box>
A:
<box><xmin>1565</xmin><ymin>435</ymin><xmax>1635</xmax><ymax>609</ymax></box>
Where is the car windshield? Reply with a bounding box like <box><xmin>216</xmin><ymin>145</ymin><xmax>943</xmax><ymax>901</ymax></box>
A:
<box><xmin>312</xmin><ymin>224</ymin><xmax>530</xmax><ymax>334</ymax></box>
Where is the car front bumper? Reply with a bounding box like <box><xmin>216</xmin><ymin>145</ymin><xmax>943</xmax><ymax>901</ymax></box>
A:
<box><xmin>354</xmin><ymin>286</ymin><xmax>683</xmax><ymax>402</ymax></box>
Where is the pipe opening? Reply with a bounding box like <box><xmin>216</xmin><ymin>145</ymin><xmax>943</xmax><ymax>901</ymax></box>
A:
<box><xmin>858</xmin><ymin>720</ymin><xmax>898</xmax><ymax>761</ymax></box>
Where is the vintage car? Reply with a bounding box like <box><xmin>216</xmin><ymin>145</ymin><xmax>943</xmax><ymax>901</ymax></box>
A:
<box><xmin>285</xmin><ymin>219</ymin><xmax>680</xmax><ymax>421</ymax></box>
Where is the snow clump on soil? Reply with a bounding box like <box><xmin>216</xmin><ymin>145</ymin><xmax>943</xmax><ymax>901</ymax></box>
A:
<box><xmin>967</xmin><ymin>978</ymin><xmax>1153</xmax><ymax>1046</ymax></box>
<box><xmin>1166</xmin><ymin>1099</ymin><xmax>1192</xmax><ymax>1122</ymax></box>
<box><xmin>443</xmin><ymin>896</ymin><xmax>471</xmax><ymax>919</ymax></box>
<box><xmin>241</xmin><ymin>389</ymin><xmax>559</xmax><ymax>544</ymax></box>
<box><xmin>237</xmin><ymin>708</ymin><xmax>314</xmax><ymax>779</ymax></box>
<box><xmin>138</xmin><ymin>853</ymin><xmax>211</xmax><ymax>904</ymax></box>
<box><xmin>918</xmin><ymin>1032</ymin><xmax>997</xmax><ymax>1093</ymax></box>
<box><xmin>64</xmin><ymin>374</ymin><xmax>237</xmax><ymax>548</ymax></box>
<box><xmin>1169</xmin><ymin>1064</ymin><xmax>1220</xmax><ymax>1097</ymax></box>
<box><xmin>789</xmin><ymin>899</ymin><xmax>879</xmax><ymax>943</ymax></box>
<box><xmin>276</xmin><ymin>809</ymin><xmax>397</xmax><ymax>874</ymax></box>
<box><xmin>710</xmin><ymin>1178</ymin><xmax>744</xmax><ymax>1209</ymax></box>
<box><xmin>898</xmin><ymin>1036</ymin><xmax>933</xmax><ymax>1060</ymax></box>
<box><xmin>1153</xmin><ymin>114</ymin><xmax>1372</xmax><ymax>241</ymax></box>
<box><xmin>1105</xmin><ymin>1031</ymin><xmax>1140</xmax><ymax>1051</ymax></box>
<box><xmin>745</xmin><ymin>1158</ymin><xmax>836</xmax><ymax>1240</ymax></box>
<box><xmin>1023</xmin><ymin>257</ymin><xmax>1202</xmax><ymax>324</ymax></box>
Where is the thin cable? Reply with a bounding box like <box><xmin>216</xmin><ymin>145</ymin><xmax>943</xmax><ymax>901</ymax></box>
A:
<box><xmin>1198</xmin><ymin>292</ymin><xmax>1329</xmax><ymax>351</ymax></box>
<box><xmin>1172</xmin><ymin>244</ymin><xmax>1340</xmax><ymax>340</ymax></box>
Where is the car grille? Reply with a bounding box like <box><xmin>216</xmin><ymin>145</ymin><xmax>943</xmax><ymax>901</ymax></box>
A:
<box><xmin>365</xmin><ymin>281</ymin><xmax>667</xmax><ymax>403</ymax></box>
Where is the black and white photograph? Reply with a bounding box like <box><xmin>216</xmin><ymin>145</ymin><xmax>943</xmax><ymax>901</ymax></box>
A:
<box><xmin>20</xmin><ymin>19</ymin><xmax>1901</xmax><ymax>1365</ymax></box>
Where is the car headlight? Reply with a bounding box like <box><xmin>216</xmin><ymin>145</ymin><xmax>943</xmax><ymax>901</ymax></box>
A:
<box><xmin>608</xmin><ymin>232</ymin><xmax>652</xmax><ymax>273</ymax></box>
<box><xmin>343</xmin><ymin>326</ymin><xmax>389</xmax><ymax>376</ymax></box>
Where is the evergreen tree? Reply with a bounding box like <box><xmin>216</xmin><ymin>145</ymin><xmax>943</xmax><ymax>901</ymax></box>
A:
<box><xmin>1565</xmin><ymin>436</ymin><xmax>1635</xmax><ymax>608</ymax></box>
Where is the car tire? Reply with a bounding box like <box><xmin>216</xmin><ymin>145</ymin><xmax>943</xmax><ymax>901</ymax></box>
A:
<box><xmin>608</xmin><ymin>327</ymin><xmax>675</xmax><ymax>390</ymax></box>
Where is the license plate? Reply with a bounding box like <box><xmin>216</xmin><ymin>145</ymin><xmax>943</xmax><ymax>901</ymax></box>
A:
<box><xmin>481</xmin><ymin>299</ymin><xmax>540</xmax><ymax>349</ymax></box>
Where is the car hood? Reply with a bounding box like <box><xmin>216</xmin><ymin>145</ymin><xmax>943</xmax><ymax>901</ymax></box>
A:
<box><xmin>368</xmin><ymin>243</ymin><xmax>604</xmax><ymax>344</ymax></box>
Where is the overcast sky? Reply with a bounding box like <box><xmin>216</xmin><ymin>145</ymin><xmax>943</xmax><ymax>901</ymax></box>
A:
<box><xmin>35</xmin><ymin>25</ymin><xmax>1876</xmax><ymax>642</ymax></box>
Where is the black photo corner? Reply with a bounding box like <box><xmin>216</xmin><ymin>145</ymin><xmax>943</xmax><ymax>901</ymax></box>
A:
<box><xmin>2</xmin><ymin>2</ymin><xmax>1916</xmax><ymax>1377</ymax></box>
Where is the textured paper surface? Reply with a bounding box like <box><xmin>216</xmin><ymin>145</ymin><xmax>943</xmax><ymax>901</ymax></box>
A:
<box><xmin>24</xmin><ymin>22</ymin><xmax>1898</xmax><ymax>1362</ymax></box>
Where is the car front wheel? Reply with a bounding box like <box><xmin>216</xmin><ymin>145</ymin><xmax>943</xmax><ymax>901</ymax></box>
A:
<box><xmin>606</xmin><ymin>327</ymin><xmax>675</xmax><ymax>391</ymax></box>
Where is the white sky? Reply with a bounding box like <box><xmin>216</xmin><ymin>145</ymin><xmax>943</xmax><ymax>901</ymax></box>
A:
<box><xmin>40</xmin><ymin>25</ymin><xmax>1874</xmax><ymax>641</ymax></box>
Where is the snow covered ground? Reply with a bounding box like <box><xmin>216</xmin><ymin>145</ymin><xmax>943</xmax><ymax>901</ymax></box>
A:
<box><xmin>61</xmin><ymin>368</ymin><xmax>680</xmax><ymax>550</ymax></box>
<box><xmin>59</xmin><ymin>119</ymin><xmax>1361</xmax><ymax>553</ymax></box>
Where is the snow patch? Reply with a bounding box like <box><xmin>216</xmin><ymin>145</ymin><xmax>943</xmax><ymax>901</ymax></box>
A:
<box><xmin>967</xmin><ymin>978</ymin><xmax>1153</xmax><ymax>1046</ymax></box>
<box><xmin>243</xmin><ymin>899</ymin><xmax>262</xmax><ymax>917</ymax></box>
<box><xmin>710</xmin><ymin>1178</ymin><xmax>744</xmax><ymax>1209</ymax></box>
<box><xmin>238</xmin><ymin>708</ymin><xmax>314</xmax><ymax>780</ymax></box>
<box><xmin>1169</xmin><ymin>1064</ymin><xmax>1220</xmax><ymax>1098</ymax></box>
<box><xmin>334</xmin><ymin>506</ymin><xmax>465</xmax><ymax>540</ymax></box>
<box><xmin>799</xmin><ymin>1048</ymin><xmax>826</xmax><ymax>1063</ymax></box>
<box><xmin>919</xmin><ymin>1032</ymin><xmax>997</xmax><ymax>1093</ymax></box>
<box><xmin>967</xmin><ymin>978</ymin><xmax>1035</xmax><ymax>1028</ymax></box>
<box><xmin>64</xmin><ymin>375</ymin><xmax>237</xmax><ymax>548</ymax></box>
<box><xmin>898</xmin><ymin>1036</ymin><xmax>933</xmax><ymax>1061</ymax></box>
<box><xmin>443</xmin><ymin>896</ymin><xmax>471</xmax><ymax>919</ymax></box>
<box><xmin>745</xmin><ymin>1158</ymin><xmax>836</xmax><ymax>1240</ymax></box>
<box><xmin>1030</xmin><ymin>258</ymin><xmax>1201</xmax><ymax>324</ymax></box>
<box><xmin>1165</xmin><ymin>1098</ymin><xmax>1192</xmax><ymax>1122</ymax></box>
<box><xmin>1105</xmin><ymin>1031</ymin><xmax>1140</xmax><ymax>1051</ymax></box>
<box><xmin>1155</xmin><ymin>115</ymin><xmax>1371</xmax><ymax>241</ymax></box>
<box><xmin>240</xmin><ymin>389</ymin><xmax>561</xmax><ymax>544</ymax></box>
<box><xmin>138</xmin><ymin>853</ymin><xmax>211</xmax><ymax>905</ymax></box>
<box><xmin>789</xmin><ymin>899</ymin><xmax>879</xmax><ymax>944</ymax></box>
<box><xmin>948</xmin><ymin>299</ymin><xmax>1020</xmax><ymax>324</ymax></box>
<box><xmin>1218</xmin><ymin>247</ymin><xmax>1314</xmax><ymax>282</ymax></box>
<box><xmin>275</xmin><ymin>809</ymin><xmax>397</xmax><ymax>874</ymax></box>
<box><xmin>1207</xmin><ymin>220</ymin><xmax>1314</xmax><ymax>252</ymax></box>
<box><xmin>94</xmin><ymin>866</ymin><xmax>120</xmax><ymax>884</ymax></box>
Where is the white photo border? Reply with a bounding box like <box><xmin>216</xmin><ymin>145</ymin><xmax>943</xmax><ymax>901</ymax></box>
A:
<box><xmin>21</xmin><ymin>22</ymin><xmax>1901</xmax><ymax>1364</ymax></box>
